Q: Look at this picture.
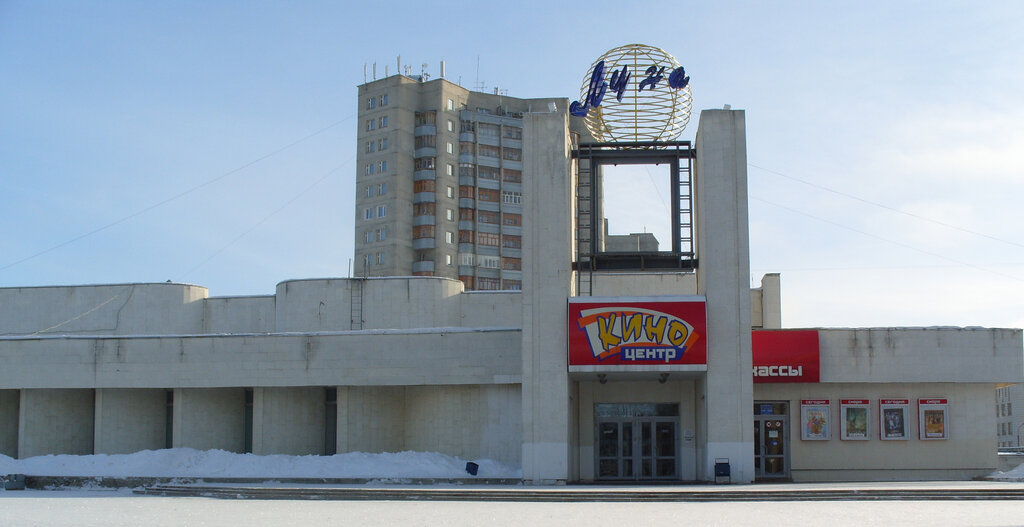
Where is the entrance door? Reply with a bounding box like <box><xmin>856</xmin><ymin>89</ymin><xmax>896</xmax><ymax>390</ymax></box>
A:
<box><xmin>753</xmin><ymin>402</ymin><xmax>789</xmax><ymax>479</ymax></box>
<box><xmin>595</xmin><ymin>403</ymin><xmax>678</xmax><ymax>481</ymax></box>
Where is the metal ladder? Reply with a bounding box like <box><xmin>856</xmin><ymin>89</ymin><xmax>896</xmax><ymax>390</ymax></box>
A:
<box><xmin>350</xmin><ymin>278</ymin><xmax>364</xmax><ymax>330</ymax></box>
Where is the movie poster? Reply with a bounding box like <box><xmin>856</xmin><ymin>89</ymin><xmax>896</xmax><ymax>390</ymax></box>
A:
<box><xmin>879</xmin><ymin>399</ymin><xmax>909</xmax><ymax>440</ymax></box>
<box><xmin>918</xmin><ymin>399</ymin><xmax>949</xmax><ymax>440</ymax></box>
<box><xmin>800</xmin><ymin>399</ymin><xmax>830</xmax><ymax>440</ymax></box>
<box><xmin>840</xmin><ymin>399</ymin><xmax>870</xmax><ymax>440</ymax></box>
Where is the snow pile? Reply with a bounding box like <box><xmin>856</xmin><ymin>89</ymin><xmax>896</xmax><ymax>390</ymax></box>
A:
<box><xmin>0</xmin><ymin>448</ymin><xmax>520</xmax><ymax>479</ymax></box>
<box><xmin>989</xmin><ymin>461</ymin><xmax>1024</xmax><ymax>481</ymax></box>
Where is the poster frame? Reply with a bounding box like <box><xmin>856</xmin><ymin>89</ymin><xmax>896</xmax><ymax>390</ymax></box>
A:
<box><xmin>800</xmin><ymin>399</ymin><xmax>831</xmax><ymax>440</ymax></box>
<box><xmin>918</xmin><ymin>398</ymin><xmax>949</xmax><ymax>440</ymax></box>
<box><xmin>840</xmin><ymin>399</ymin><xmax>871</xmax><ymax>441</ymax></box>
<box><xmin>878</xmin><ymin>399</ymin><xmax>910</xmax><ymax>440</ymax></box>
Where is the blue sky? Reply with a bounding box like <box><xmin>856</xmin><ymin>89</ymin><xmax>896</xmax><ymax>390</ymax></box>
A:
<box><xmin>1</xmin><ymin>1</ymin><xmax>1022</xmax><ymax>329</ymax></box>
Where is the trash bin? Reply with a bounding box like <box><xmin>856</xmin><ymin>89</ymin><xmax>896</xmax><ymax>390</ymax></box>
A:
<box><xmin>465</xmin><ymin>462</ymin><xmax>479</xmax><ymax>476</ymax></box>
<box><xmin>3</xmin><ymin>474</ymin><xmax>26</xmax><ymax>490</ymax></box>
<box><xmin>714</xmin><ymin>458</ymin><xmax>730</xmax><ymax>484</ymax></box>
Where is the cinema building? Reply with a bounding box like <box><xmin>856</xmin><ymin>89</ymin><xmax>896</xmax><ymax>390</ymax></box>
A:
<box><xmin>1</xmin><ymin>53</ymin><xmax>1021</xmax><ymax>483</ymax></box>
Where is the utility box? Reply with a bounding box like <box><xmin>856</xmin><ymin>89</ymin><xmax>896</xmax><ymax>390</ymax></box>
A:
<box><xmin>714</xmin><ymin>459</ymin><xmax>731</xmax><ymax>484</ymax></box>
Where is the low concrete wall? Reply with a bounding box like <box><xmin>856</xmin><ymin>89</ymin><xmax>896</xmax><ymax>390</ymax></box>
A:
<box><xmin>339</xmin><ymin>384</ymin><xmax>521</xmax><ymax>467</ymax></box>
<box><xmin>998</xmin><ymin>452</ymin><xmax>1024</xmax><ymax>473</ymax></box>
<box><xmin>172</xmin><ymin>388</ymin><xmax>245</xmax><ymax>453</ymax></box>
<box><xmin>94</xmin><ymin>389</ymin><xmax>167</xmax><ymax>455</ymax></box>
<box><xmin>0</xmin><ymin>389</ymin><xmax>18</xmax><ymax>457</ymax></box>
<box><xmin>253</xmin><ymin>387</ymin><xmax>325</xmax><ymax>456</ymax></box>
<box><xmin>18</xmin><ymin>389</ymin><xmax>94</xmax><ymax>458</ymax></box>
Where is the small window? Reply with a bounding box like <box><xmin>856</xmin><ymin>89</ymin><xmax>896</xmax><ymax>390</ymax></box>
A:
<box><xmin>380</xmin><ymin>94</ymin><xmax>388</xmax><ymax>106</ymax></box>
<box><xmin>364</xmin><ymin>231</ymin><xmax>374</xmax><ymax>243</ymax></box>
<box><xmin>446</xmin><ymin>186</ymin><xmax>454</xmax><ymax>198</ymax></box>
<box><xmin>376</xmin><ymin>252</ymin><xmax>385</xmax><ymax>265</ymax></box>
<box><xmin>378</xmin><ymin>183</ymin><xmax>387</xmax><ymax>195</ymax></box>
<box><xmin>364</xmin><ymin>208</ymin><xmax>373</xmax><ymax>220</ymax></box>
<box><xmin>364</xmin><ymin>186</ymin><xmax>373</xmax><ymax>198</ymax></box>
<box><xmin>378</xmin><ymin>226</ymin><xmax>387</xmax><ymax>241</ymax></box>
<box><xmin>379</xmin><ymin>138</ymin><xmax>388</xmax><ymax>150</ymax></box>
<box><xmin>446</xmin><ymin>164</ymin><xmax>454</xmax><ymax>176</ymax></box>
<box><xmin>366</xmin><ymin>141</ymin><xmax>375</xmax><ymax>153</ymax></box>
<box><xmin>446</xmin><ymin>208</ymin><xmax>454</xmax><ymax>221</ymax></box>
<box><xmin>379</xmin><ymin>116</ymin><xmax>388</xmax><ymax>128</ymax></box>
<box><xmin>378</xmin><ymin>160</ymin><xmax>387</xmax><ymax>172</ymax></box>
<box><xmin>446</xmin><ymin>142</ymin><xmax>454</xmax><ymax>154</ymax></box>
<box><xmin>447</xmin><ymin>119</ymin><xmax>454</xmax><ymax>132</ymax></box>
<box><xmin>367</xmin><ymin>97</ymin><xmax>376</xmax><ymax>109</ymax></box>
<box><xmin>447</xmin><ymin>98</ymin><xmax>454</xmax><ymax>111</ymax></box>
<box><xmin>377</xmin><ymin>205</ymin><xmax>387</xmax><ymax>218</ymax></box>
<box><xmin>366</xmin><ymin>119</ymin><xmax>376</xmax><ymax>131</ymax></box>
<box><xmin>446</xmin><ymin>254</ymin><xmax>453</xmax><ymax>266</ymax></box>
<box><xmin>445</xmin><ymin>231</ymin><xmax>454</xmax><ymax>244</ymax></box>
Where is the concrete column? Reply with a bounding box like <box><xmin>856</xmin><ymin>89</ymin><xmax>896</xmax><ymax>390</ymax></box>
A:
<box><xmin>520</xmin><ymin>109</ymin><xmax>573</xmax><ymax>483</ymax></box>
<box><xmin>94</xmin><ymin>388</ymin><xmax>166</xmax><ymax>454</ymax></box>
<box><xmin>17</xmin><ymin>389</ymin><xmax>94</xmax><ymax>458</ymax></box>
<box><xmin>172</xmin><ymin>388</ymin><xmax>245</xmax><ymax>452</ymax></box>
<box><xmin>252</xmin><ymin>387</ymin><xmax>325</xmax><ymax>456</ymax></box>
<box><xmin>694</xmin><ymin>109</ymin><xmax>755</xmax><ymax>483</ymax></box>
<box><xmin>760</xmin><ymin>273</ymin><xmax>782</xmax><ymax>329</ymax></box>
<box><xmin>0</xmin><ymin>389</ymin><xmax>19</xmax><ymax>457</ymax></box>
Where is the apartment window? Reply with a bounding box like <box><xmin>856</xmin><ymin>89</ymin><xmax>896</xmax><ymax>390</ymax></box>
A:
<box><xmin>414</xmin><ymin>157</ymin><xmax>436</xmax><ymax>170</ymax></box>
<box><xmin>460</xmin><ymin>163</ymin><xmax>475</xmax><ymax>178</ymax></box>
<box><xmin>502</xmin><ymin>235</ymin><xmax>521</xmax><ymax>249</ymax></box>
<box><xmin>377</xmin><ymin>205</ymin><xmax>386</xmax><ymax>218</ymax></box>
<box><xmin>446</xmin><ymin>186</ymin><xmax>454</xmax><ymax>198</ymax></box>
<box><xmin>502</xmin><ymin>148</ymin><xmax>522</xmax><ymax>161</ymax></box>
<box><xmin>378</xmin><ymin>182</ymin><xmax>387</xmax><ymax>195</ymax></box>
<box><xmin>378</xmin><ymin>226</ymin><xmax>387</xmax><ymax>241</ymax></box>
<box><xmin>446</xmin><ymin>208</ymin><xmax>454</xmax><ymax>221</ymax></box>
<box><xmin>366</xmin><ymin>141</ymin><xmax>376</xmax><ymax>153</ymax></box>
<box><xmin>412</xmin><ymin>225</ymin><xmax>434</xmax><ymax>239</ymax></box>
<box><xmin>479</xmin><ymin>256</ymin><xmax>500</xmax><ymax>269</ymax></box>
<box><xmin>447</xmin><ymin>98</ymin><xmax>454</xmax><ymax>111</ymax></box>
<box><xmin>446</xmin><ymin>142</ymin><xmax>454</xmax><ymax>154</ymax></box>
<box><xmin>459</xmin><ymin>186</ymin><xmax>474</xmax><ymax>199</ymax></box>
<box><xmin>459</xmin><ymin>230</ymin><xmax>474</xmax><ymax>243</ymax></box>
<box><xmin>459</xmin><ymin>208</ymin><xmax>474</xmax><ymax>221</ymax></box>
<box><xmin>379</xmin><ymin>115</ymin><xmax>388</xmax><ymax>128</ymax></box>
<box><xmin>446</xmin><ymin>254</ymin><xmax>454</xmax><ymax>266</ymax></box>
<box><xmin>502</xmin><ymin>257</ymin><xmax>521</xmax><ymax>270</ymax></box>
<box><xmin>364</xmin><ymin>208</ymin><xmax>373</xmax><ymax>220</ymax></box>
<box><xmin>415</xmin><ymin>135</ymin><xmax>436</xmax><ymax>148</ymax></box>
<box><xmin>365</xmin><ymin>163</ymin><xmax>375</xmax><ymax>175</ymax></box>
<box><xmin>479</xmin><ymin>166</ymin><xmax>499</xmax><ymax>180</ymax></box>
<box><xmin>502</xmin><ymin>280</ymin><xmax>522</xmax><ymax>291</ymax></box>
<box><xmin>378</xmin><ymin>160</ymin><xmax>387</xmax><ymax>173</ymax></box>
<box><xmin>363</xmin><ymin>254</ymin><xmax>370</xmax><ymax>267</ymax></box>
<box><xmin>447</xmin><ymin>164</ymin><xmax>454</xmax><ymax>176</ymax></box>
<box><xmin>367</xmin><ymin>97</ymin><xmax>377</xmax><ymax>109</ymax></box>
<box><xmin>479</xmin><ymin>123</ymin><xmax>499</xmax><ymax>137</ymax></box>
<box><xmin>477</xmin><ymin>277</ymin><xmax>500</xmax><ymax>290</ymax></box>
<box><xmin>460</xmin><ymin>142</ymin><xmax>475</xmax><ymax>155</ymax></box>
<box><xmin>380</xmin><ymin>94</ymin><xmax>388</xmax><ymax>106</ymax></box>
<box><xmin>415</xmin><ymin>110</ymin><xmax>436</xmax><ymax>126</ymax></box>
<box><xmin>366</xmin><ymin>119</ymin><xmax>376</xmax><ymax>131</ymax></box>
<box><xmin>413</xmin><ymin>203</ymin><xmax>436</xmax><ymax>216</ymax></box>
<box><xmin>501</xmin><ymin>191</ymin><xmax>522</xmax><ymax>204</ymax></box>
<box><xmin>445</xmin><ymin>231</ymin><xmax>454</xmax><ymax>244</ymax></box>
<box><xmin>364</xmin><ymin>231</ymin><xmax>374</xmax><ymax>243</ymax></box>
<box><xmin>478</xmin><ymin>211</ymin><xmax>499</xmax><ymax>224</ymax></box>
<box><xmin>478</xmin><ymin>232</ymin><xmax>500</xmax><ymax>246</ymax></box>
<box><xmin>478</xmin><ymin>188</ymin><xmax>500</xmax><ymax>202</ymax></box>
<box><xmin>502</xmin><ymin>213</ymin><xmax>521</xmax><ymax>226</ymax></box>
<box><xmin>460</xmin><ymin>120</ymin><xmax>475</xmax><ymax>132</ymax></box>
<box><xmin>364</xmin><ymin>186</ymin><xmax>373</xmax><ymax>198</ymax></box>
<box><xmin>414</xmin><ymin>179</ymin><xmax>436</xmax><ymax>193</ymax></box>
<box><xmin>478</xmin><ymin>144</ymin><xmax>500</xmax><ymax>158</ymax></box>
<box><xmin>1009</xmin><ymin>403</ymin><xmax>1013</xmax><ymax>416</ymax></box>
<box><xmin>447</xmin><ymin>119</ymin><xmax>454</xmax><ymax>132</ymax></box>
<box><xmin>379</xmin><ymin>137</ymin><xmax>388</xmax><ymax>150</ymax></box>
<box><xmin>376</xmin><ymin>252</ymin><xmax>385</xmax><ymax>265</ymax></box>
<box><xmin>502</xmin><ymin>125</ymin><xmax>522</xmax><ymax>139</ymax></box>
<box><xmin>502</xmin><ymin>169</ymin><xmax>522</xmax><ymax>183</ymax></box>
<box><xmin>459</xmin><ymin>253</ymin><xmax>474</xmax><ymax>266</ymax></box>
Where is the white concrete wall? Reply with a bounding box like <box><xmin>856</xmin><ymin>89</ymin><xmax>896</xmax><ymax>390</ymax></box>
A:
<box><xmin>252</xmin><ymin>387</ymin><xmax>325</xmax><ymax>456</ymax></box>
<box><xmin>18</xmin><ymin>388</ymin><xmax>94</xmax><ymax>458</ymax></box>
<box><xmin>694</xmin><ymin>109</ymin><xmax>755</xmax><ymax>483</ymax></box>
<box><xmin>819</xmin><ymin>328</ymin><xmax>1023</xmax><ymax>383</ymax></box>
<box><xmin>0</xmin><ymin>284</ymin><xmax>207</xmax><ymax>336</ymax></box>
<box><xmin>521</xmin><ymin>109</ymin><xmax>573</xmax><ymax>483</ymax></box>
<box><xmin>172</xmin><ymin>388</ymin><xmax>246</xmax><ymax>453</ymax></box>
<box><xmin>590</xmin><ymin>273</ymin><xmax>697</xmax><ymax>297</ymax></box>
<box><xmin>0</xmin><ymin>329</ymin><xmax>521</xmax><ymax>389</ymax></box>
<box><xmin>0</xmin><ymin>389</ymin><xmax>18</xmax><ymax>457</ymax></box>
<box><xmin>459</xmin><ymin>291</ymin><xmax>522</xmax><ymax>328</ymax></box>
<box><xmin>755</xmin><ymin>382</ymin><xmax>998</xmax><ymax>481</ymax></box>
<box><xmin>338</xmin><ymin>384</ymin><xmax>521</xmax><ymax>467</ymax></box>
<box><xmin>577</xmin><ymin>380</ymin><xmax>698</xmax><ymax>482</ymax></box>
<box><xmin>204</xmin><ymin>296</ymin><xmax>275</xmax><ymax>333</ymax></box>
<box><xmin>94</xmin><ymin>388</ymin><xmax>166</xmax><ymax>454</ymax></box>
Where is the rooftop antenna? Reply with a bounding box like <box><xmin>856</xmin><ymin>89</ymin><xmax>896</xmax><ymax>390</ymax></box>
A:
<box><xmin>421</xmin><ymin>62</ymin><xmax>430</xmax><ymax>81</ymax></box>
<box><xmin>363</xmin><ymin>63</ymin><xmax>367</xmax><ymax>83</ymax></box>
<box><xmin>397</xmin><ymin>55</ymin><xmax>401</xmax><ymax>76</ymax></box>
<box><xmin>440</xmin><ymin>59</ymin><xmax>446</xmax><ymax>79</ymax></box>
<box><xmin>373</xmin><ymin>62</ymin><xmax>377</xmax><ymax>80</ymax></box>
<box><xmin>385</xmin><ymin>64</ymin><xmax>389</xmax><ymax>77</ymax></box>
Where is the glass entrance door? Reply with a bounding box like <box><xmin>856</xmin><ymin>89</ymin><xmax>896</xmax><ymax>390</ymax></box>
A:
<box><xmin>595</xmin><ymin>403</ymin><xmax>678</xmax><ymax>481</ymax></box>
<box><xmin>753</xmin><ymin>402</ymin><xmax>789</xmax><ymax>479</ymax></box>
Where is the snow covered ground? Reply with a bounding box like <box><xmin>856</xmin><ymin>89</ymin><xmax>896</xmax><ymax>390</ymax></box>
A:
<box><xmin>0</xmin><ymin>448</ymin><xmax>519</xmax><ymax>479</ymax></box>
<box><xmin>988</xmin><ymin>460</ymin><xmax>1024</xmax><ymax>481</ymax></box>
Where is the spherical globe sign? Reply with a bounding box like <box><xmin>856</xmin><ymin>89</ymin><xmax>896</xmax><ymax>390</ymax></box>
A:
<box><xmin>572</xmin><ymin>44</ymin><xmax>693</xmax><ymax>143</ymax></box>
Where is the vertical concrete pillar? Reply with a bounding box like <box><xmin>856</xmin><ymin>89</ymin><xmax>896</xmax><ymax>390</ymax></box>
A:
<box><xmin>520</xmin><ymin>109</ymin><xmax>573</xmax><ymax>483</ymax></box>
<box><xmin>0</xmin><ymin>390</ymin><xmax>19</xmax><ymax>457</ymax></box>
<box><xmin>172</xmin><ymin>388</ymin><xmax>245</xmax><ymax>452</ymax></box>
<box><xmin>760</xmin><ymin>273</ymin><xmax>782</xmax><ymax>329</ymax></box>
<box><xmin>694</xmin><ymin>109</ymin><xmax>755</xmax><ymax>483</ymax></box>
<box><xmin>17</xmin><ymin>389</ymin><xmax>94</xmax><ymax>458</ymax></box>
<box><xmin>94</xmin><ymin>388</ymin><xmax>166</xmax><ymax>454</ymax></box>
<box><xmin>252</xmin><ymin>387</ymin><xmax>325</xmax><ymax>456</ymax></box>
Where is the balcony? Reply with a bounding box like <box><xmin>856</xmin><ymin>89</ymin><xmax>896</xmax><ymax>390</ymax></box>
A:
<box><xmin>459</xmin><ymin>153</ymin><xmax>475</xmax><ymax>164</ymax></box>
<box><xmin>412</xmin><ymin>238</ymin><xmax>436</xmax><ymax>250</ymax></box>
<box><xmin>413</xmin><ymin>169</ymin><xmax>436</xmax><ymax>181</ymax></box>
<box><xmin>412</xmin><ymin>261</ymin><xmax>435</xmax><ymax>273</ymax></box>
<box><xmin>458</xmin><ymin>198</ymin><xmax>475</xmax><ymax>208</ymax></box>
<box><xmin>459</xmin><ymin>132</ymin><xmax>475</xmax><ymax>142</ymax></box>
<box><xmin>414</xmin><ymin>147</ymin><xmax>437</xmax><ymax>158</ymax></box>
<box><xmin>414</xmin><ymin>125</ymin><xmax>437</xmax><ymax>136</ymax></box>
<box><xmin>413</xmin><ymin>192</ymin><xmax>436</xmax><ymax>204</ymax></box>
<box><xmin>412</xmin><ymin>215</ymin><xmax>436</xmax><ymax>226</ymax></box>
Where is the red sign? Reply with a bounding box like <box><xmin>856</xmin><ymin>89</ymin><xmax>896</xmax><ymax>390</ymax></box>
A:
<box><xmin>801</xmin><ymin>399</ymin><xmax>829</xmax><ymax>405</ymax></box>
<box><xmin>567</xmin><ymin>299</ymin><xmax>707</xmax><ymax>366</ymax></box>
<box><xmin>752</xmin><ymin>330</ymin><xmax>820</xmax><ymax>383</ymax></box>
<box><xmin>841</xmin><ymin>399</ymin><xmax>870</xmax><ymax>405</ymax></box>
<box><xmin>880</xmin><ymin>399</ymin><xmax>909</xmax><ymax>405</ymax></box>
<box><xmin>920</xmin><ymin>399</ymin><xmax>947</xmax><ymax>405</ymax></box>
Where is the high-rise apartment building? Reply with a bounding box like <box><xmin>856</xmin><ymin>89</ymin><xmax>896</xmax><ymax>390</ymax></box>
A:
<box><xmin>354</xmin><ymin>75</ymin><xmax>565</xmax><ymax>290</ymax></box>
